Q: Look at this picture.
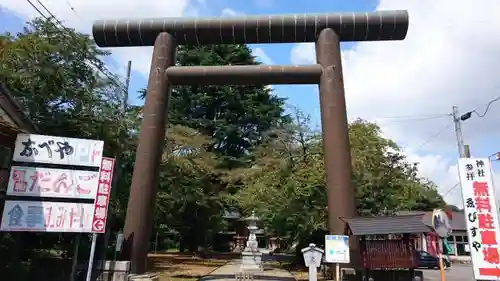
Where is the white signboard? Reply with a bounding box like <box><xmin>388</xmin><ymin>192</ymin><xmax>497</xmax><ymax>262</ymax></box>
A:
<box><xmin>325</xmin><ymin>235</ymin><xmax>350</xmax><ymax>263</ymax></box>
<box><xmin>6</xmin><ymin>166</ymin><xmax>99</xmax><ymax>199</ymax></box>
<box><xmin>458</xmin><ymin>158</ymin><xmax>500</xmax><ymax>280</ymax></box>
<box><xmin>0</xmin><ymin>200</ymin><xmax>95</xmax><ymax>232</ymax></box>
<box><xmin>12</xmin><ymin>134</ymin><xmax>103</xmax><ymax>167</ymax></box>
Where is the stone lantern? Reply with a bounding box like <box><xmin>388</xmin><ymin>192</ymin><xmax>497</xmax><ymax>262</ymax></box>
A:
<box><xmin>240</xmin><ymin>210</ymin><xmax>263</xmax><ymax>271</ymax></box>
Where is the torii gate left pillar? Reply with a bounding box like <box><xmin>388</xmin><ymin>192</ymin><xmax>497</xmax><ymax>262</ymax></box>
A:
<box><xmin>92</xmin><ymin>11</ymin><xmax>409</xmax><ymax>274</ymax></box>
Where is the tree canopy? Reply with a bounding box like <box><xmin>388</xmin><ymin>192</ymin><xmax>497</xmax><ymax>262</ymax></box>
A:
<box><xmin>139</xmin><ymin>44</ymin><xmax>291</xmax><ymax>167</ymax></box>
<box><xmin>235</xmin><ymin>111</ymin><xmax>445</xmax><ymax>252</ymax></box>
<box><xmin>0</xmin><ymin>16</ymin><xmax>446</xmax><ymax>278</ymax></box>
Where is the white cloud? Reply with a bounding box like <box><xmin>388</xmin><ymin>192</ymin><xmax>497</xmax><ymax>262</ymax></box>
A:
<box><xmin>253</xmin><ymin>47</ymin><xmax>275</xmax><ymax>65</ymax></box>
<box><xmin>290</xmin><ymin>43</ymin><xmax>315</xmax><ymax>65</ymax></box>
<box><xmin>290</xmin><ymin>0</ymin><xmax>500</xmax><ymax>205</ymax></box>
<box><xmin>221</xmin><ymin>8</ymin><xmax>245</xmax><ymax>17</ymax></box>
<box><xmin>1</xmin><ymin>0</ymin><xmax>196</xmax><ymax>76</ymax></box>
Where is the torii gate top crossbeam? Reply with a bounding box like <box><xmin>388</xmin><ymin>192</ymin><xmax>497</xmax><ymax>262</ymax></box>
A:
<box><xmin>92</xmin><ymin>10</ymin><xmax>408</xmax><ymax>47</ymax></box>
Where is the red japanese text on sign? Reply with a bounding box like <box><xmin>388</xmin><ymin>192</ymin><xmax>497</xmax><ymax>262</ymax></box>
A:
<box><xmin>8</xmin><ymin>166</ymin><xmax>99</xmax><ymax>199</ymax></box>
<box><xmin>459</xmin><ymin>158</ymin><xmax>500</xmax><ymax>280</ymax></box>
<box><xmin>91</xmin><ymin>157</ymin><xmax>115</xmax><ymax>233</ymax></box>
<box><xmin>472</xmin><ymin>181</ymin><xmax>500</xmax><ymax>268</ymax></box>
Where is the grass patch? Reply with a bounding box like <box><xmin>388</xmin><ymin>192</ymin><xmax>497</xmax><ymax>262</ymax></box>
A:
<box><xmin>276</xmin><ymin>261</ymin><xmax>329</xmax><ymax>281</ymax></box>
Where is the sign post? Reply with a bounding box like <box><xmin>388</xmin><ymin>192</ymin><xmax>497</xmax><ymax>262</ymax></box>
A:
<box><xmin>458</xmin><ymin>158</ymin><xmax>500</xmax><ymax>280</ymax></box>
<box><xmin>86</xmin><ymin>233</ymin><xmax>98</xmax><ymax>281</ymax></box>
<box><xmin>85</xmin><ymin>157</ymin><xmax>115</xmax><ymax>281</ymax></box>
<box><xmin>301</xmin><ymin>243</ymin><xmax>324</xmax><ymax>281</ymax></box>
<box><xmin>325</xmin><ymin>235</ymin><xmax>350</xmax><ymax>281</ymax></box>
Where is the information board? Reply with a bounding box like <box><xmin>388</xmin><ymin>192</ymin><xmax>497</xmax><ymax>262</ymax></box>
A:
<box><xmin>325</xmin><ymin>235</ymin><xmax>350</xmax><ymax>263</ymax></box>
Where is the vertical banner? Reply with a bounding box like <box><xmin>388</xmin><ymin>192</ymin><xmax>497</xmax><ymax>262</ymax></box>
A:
<box><xmin>91</xmin><ymin>157</ymin><xmax>115</xmax><ymax>233</ymax></box>
<box><xmin>458</xmin><ymin>158</ymin><xmax>500</xmax><ymax>280</ymax></box>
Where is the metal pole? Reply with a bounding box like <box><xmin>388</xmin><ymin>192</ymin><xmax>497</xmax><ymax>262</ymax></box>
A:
<box><xmin>438</xmin><ymin>239</ymin><xmax>446</xmax><ymax>281</ymax></box>
<box><xmin>316</xmin><ymin>28</ymin><xmax>357</xmax><ymax>267</ymax></box>
<box><xmin>69</xmin><ymin>234</ymin><xmax>81</xmax><ymax>281</ymax></box>
<box><xmin>155</xmin><ymin>232</ymin><xmax>158</xmax><ymax>254</ymax></box>
<box><xmin>124</xmin><ymin>60</ymin><xmax>132</xmax><ymax>113</ymax></box>
<box><xmin>452</xmin><ymin>106</ymin><xmax>466</xmax><ymax>158</ymax></box>
<box><xmin>121</xmin><ymin>33</ymin><xmax>177</xmax><ymax>274</ymax></box>
<box><xmin>464</xmin><ymin>144</ymin><xmax>471</xmax><ymax>158</ymax></box>
<box><xmin>99</xmin><ymin>61</ymin><xmax>132</xmax><ymax>269</ymax></box>
<box><xmin>86</xmin><ymin>233</ymin><xmax>98</xmax><ymax>281</ymax></box>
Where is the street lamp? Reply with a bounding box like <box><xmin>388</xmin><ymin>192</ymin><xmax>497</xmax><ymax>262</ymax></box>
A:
<box><xmin>460</xmin><ymin>112</ymin><xmax>472</xmax><ymax>121</ymax></box>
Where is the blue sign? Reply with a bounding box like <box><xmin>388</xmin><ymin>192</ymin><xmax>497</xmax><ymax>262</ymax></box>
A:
<box><xmin>7</xmin><ymin>204</ymin><xmax>24</xmax><ymax>227</ymax></box>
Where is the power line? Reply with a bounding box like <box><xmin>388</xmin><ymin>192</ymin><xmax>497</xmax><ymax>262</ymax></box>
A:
<box><xmin>442</xmin><ymin>182</ymin><xmax>460</xmax><ymax>197</ymax></box>
<box><xmin>472</xmin><ymin>96</ymin><xmax>500</xmax><ymax>118</ymax></box>
<box><xmin>378</xmin><ymin>114</ymin><xmax>451</xmax><ymax>126</ymax></box>
<box><xmin>63</xmin><ymin>0</ymin><xmax>81</xmax><ymax>20</ymax></box>
<box><xmin>458</xmin><ymin>95</ymin><xmax>500</xmax><ymax>122</ymax></box>
<box><xmin>414</xmin><ymin>122</ymin><xmax>454</xmax><ymax>151</ymax></box>
<box><xmin>376</xmin><ymin>113</ymin><xmax>450</xmax><ymax>120</ymax></box>
<box><xmin>25</xmin><ymin>0</ymin><xmax>46</xmax><ymax>18</ymax></box>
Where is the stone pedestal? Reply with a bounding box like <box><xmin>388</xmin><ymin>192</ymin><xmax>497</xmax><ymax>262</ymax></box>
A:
<box><xmin>128</xmin><ymin>273</ymin><xmax>159</xmax><ymax>281</ymax></box>
<box><xmin>241</xmin><ymin>251</ymin><xmax>263</xmax><ymax>271</ymax></box>
<box><xmin>77</xmin><ymin>260</ymin><xmax>131</xmax><ymax>281</ymax></box>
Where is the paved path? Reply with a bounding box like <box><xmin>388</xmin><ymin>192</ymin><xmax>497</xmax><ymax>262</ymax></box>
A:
<box><xmin>200</xmin><ymin>260</ymin><xmax>295</xmax><ymax>281</ymax></box>
<box><xmin>421</xmin><ymin>264</ymin><xmax>473</xmax><ymax>281</ymax></box>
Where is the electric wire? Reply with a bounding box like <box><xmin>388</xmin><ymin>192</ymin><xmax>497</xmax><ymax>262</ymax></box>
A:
<box><xmin>376</xmin><ymin>113</ymin><xmax>450</xmax><ymax>120</ymax></box>
<box><xmin>442</xmin><ymin>183</ymin><xmax>460</xmax><ymax>197</ymax></box>
<box><xmin>471</xmin><ymin>96</ymin><xmax>500</xmax><ymax>118</ymax></box>
<box><xmin>377</xmin><ymin>114</ymin><xmax>451</xmax><ymax>125</ymax></box>
<box><xmin>414</xmin><ymin>122</ymin><xmax>454</xmax><ymax>151</ymax></box>
<box><xmin>63</xmin><ymin>0</ymin><xmax>81</xmax><ymax>20</ymax></box>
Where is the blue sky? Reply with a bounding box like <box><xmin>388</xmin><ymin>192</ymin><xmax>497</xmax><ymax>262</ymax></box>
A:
<box><xmin>0</xmin><ymin>0</ymin><xmax>377</xmax><ymax>122</ymax></box>
<box><xmin>2</xmin><ymin>0</ymin><xmax>500</xmax><ymax>206</ymax></box>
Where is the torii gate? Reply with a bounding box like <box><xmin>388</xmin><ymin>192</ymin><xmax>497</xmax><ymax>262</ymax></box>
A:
<box><xmin>92</xmin><ymin>11</ymin><xmax>409</xmax><ymax>274</ymax></box>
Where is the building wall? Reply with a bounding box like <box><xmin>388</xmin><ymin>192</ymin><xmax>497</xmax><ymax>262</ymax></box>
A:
<box><xmin>0</xmin><ymin>131</ymin><xmax>15</xmax><ymax>192</ymax></box>
<box><xmin>416</xmin><ymin>231</ymin><xmax>470</xmax><ymax>257</ymax></box>
<box><xmin>446</xmin><ymin>231</ymin><xmax>470</xmax><ymax>256</ymax></box>
<box><xmin>0</xmin><ymin>109</ymin><xmax>17</xmax><ymax>192</ymax></box>
<box><xmin>0</xmin><ymin>126</ymin><xmax>16</xmax><ymax>220</ymax></box>
<box><xmin>0</xmin><ymin>106</ymin><xmax>17</xmax><ymax>128</ymax></box>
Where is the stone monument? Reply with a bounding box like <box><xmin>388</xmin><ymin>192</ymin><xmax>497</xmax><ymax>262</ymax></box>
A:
<box><xmin>240</xmin><ymin>211</ymin><xmax>263</xmax><ymax>271</ymax></box>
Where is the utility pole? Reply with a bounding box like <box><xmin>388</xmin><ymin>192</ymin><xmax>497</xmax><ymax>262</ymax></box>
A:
<box><xmin>452</xmin><ymin>106</ymin><xmax>466</xmax><ymax>158</ymax></box>
<box><xmin>123</xmin><ymin>60</ymin><xmax>132</xmax><ymax>114</ymax></box>
<box><xmin>99</xmin><ymin>60</ymin><xmax>132</xmax><ymax>263</ymax></box>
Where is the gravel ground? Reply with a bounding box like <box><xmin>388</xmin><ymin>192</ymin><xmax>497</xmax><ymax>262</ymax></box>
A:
<box><xmin>421</xmin><ymin>264</ymin><xmax>473</xmax><ymax>281</ymax></box>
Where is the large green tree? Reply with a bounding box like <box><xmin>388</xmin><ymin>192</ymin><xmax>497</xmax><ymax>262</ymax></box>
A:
<box><xmin>153</xmin><ymin>125</ymin><xmax>229</xmax><ymax>252</ymax></box>
<box><xmin>140</xmin><ymin>44</ymin><xmax>291</xmax><ymax>166</ymax></box>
